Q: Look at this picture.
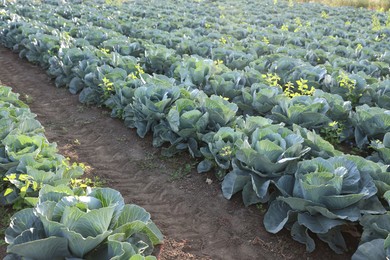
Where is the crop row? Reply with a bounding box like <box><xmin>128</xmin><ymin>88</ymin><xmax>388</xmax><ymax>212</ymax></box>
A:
<box><xmin>14</xmin><ymin>0</ymin><xmax>390</xmax><ymax>76</ymax></box>
<box><xmin>1</xmin><ymin>0</ymin><xmax>390</xmax><ymax>155</ymax></box>
<box><xmin>0</xmin><ymin>86</ymin><xmax>162</xmax><ymax>259</ymax></box>
<box><xmin>12</xmin><ymin>0</ymin><xmax>390</xmax><ymax>89</ymax></box>
<box><xmin>1</xmin><ymin>0</ymin><xmax>390</xmax><ymax>258</ymax></box>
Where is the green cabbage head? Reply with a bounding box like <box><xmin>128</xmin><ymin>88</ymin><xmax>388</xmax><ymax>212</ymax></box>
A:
<box><xmin>222</xmin><ymin>124</ymin><xmax>310</xmax><ymax>206</ymax></box>
<box><xmin>264</xmin><ymin>156</ymin><xmax>385</xmax><ymax>254</ymax></box>
<box><xmin>5</xmin><ymin>185</ymin><xmax>162</xmax><ymax>260</ymax></box>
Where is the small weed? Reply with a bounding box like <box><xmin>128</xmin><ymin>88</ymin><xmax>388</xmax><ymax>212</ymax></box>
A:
<box><xmin>70</xmin><ymin>176</ymin><xmax>106</xmax><ymax>189</ymax></box>
<box><xmin>77</xmin><ymin>105</ymin><xmax>86</xmax><ymax>113</ymax></box>
<box><xmin>169</xmin><ymin>163</ymin><xmax>193</xmax><ymax>181</ymax></box>
<box><xmin>139</xmin><ymin>152</ymin><xmax>160</xmax><ymax>170</ymax></box>
<box><xmin>256</xmin><ymin>203</ymin><xmax>267</xmax><ymax>214</ymax></box>
<box><xmin>320</xmin><ymin>121</ymin><xmax>344</xmax><ymax>145</ymax></box>
<box><xmin>372</xmin><ymin>14</ymin><xmax>382</xmax><ymax>31</ymax></box>
<box><xmin>23</xmin><ymin>94</ymin><xmax>33</xmax><ymax>104</ymax></box>
<box><xmin>116</xmin><ymin>135</ymin><xmax>128</xmax><ymax>142</ymax></box>
<box><xmin>105</xmin><ymin>0</ymin><xmax>125</xmax><ymax>6</ymax></box>
<box><xmin>338</xmin><ymin>70</ymin><xmax>361</xmax><ymax>105</ymax></box>
<box><xmin>61</xmin><ymin>126</ymin><xmax>68</xmax><ymax>133</ymax></box>
<box><xmin>281</xmin><ymin>79</ymin><xmax>315</xmax><ymax>98</ymax></box>
<box><xmin>101</xmin><ymin>110</ymin><xmax>110</xmax><ymax>116</ymax></box>
<box><xmin>80</xmin><ymin>117</ymin><xmax>97</xmax><ymax>125</ymax></box>
<box><xmin>262</xmin><ymin>36</ymin><xmax>270</xmax><ymax>45</ymax></box>
<box><xmin>138</xmin><ymin>152</ymin><xmax>196</xmax><ymax>181</ymax></box>
<box><xmin>262</xmin><ymin>73</ymin><xmax>281</xmax><ymax>87</ymax></box>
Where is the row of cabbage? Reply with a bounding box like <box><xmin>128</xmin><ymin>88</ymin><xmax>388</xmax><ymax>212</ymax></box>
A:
<box><xmin>0</xmin><ymin>86</ymin><xmax>162</xmax><ymax>259</ymax></box>
<box><xmin>13</xmin><ymin>0</ymin><xmax>390</xmax><ymax>76</ymax></box>
<box><xmin>1</xmin><ymin>1</ymin><xmax>390</xmax><ymax>157</ymax></box>
<box><xmin>12</xmin><ymin>0</ymin><xmax>390</xmax><ymax>96</ymax></box>
<box><xmin>1</xmin><ymin>0</ymin><xmax>390</xmax><ymax>258</ymax></box>
<box><xmin>5</xmin><ymin>0</ymin><xmax>390</xmax><ymax>107</ymax></box>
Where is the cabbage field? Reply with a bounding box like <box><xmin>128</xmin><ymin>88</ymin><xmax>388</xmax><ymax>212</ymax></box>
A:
<box><xmin>1</xmin><ymin>0</ymin><xmax>390</xmax><ymax>259</ymax></box>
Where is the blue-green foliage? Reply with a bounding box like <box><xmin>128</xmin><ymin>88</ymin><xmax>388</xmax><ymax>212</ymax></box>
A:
<box><xmin>352</xmin><ymin>197</ymin><xmax>390</xmax><ymax>260</ymax></box>
<box><xmin>0</xmin><ymin>86</ymin><xmax>83</xmax><ymax>207</ymax></box>
<box><xmin>264</xmin><ymin>156</ymin><xmax>386</xmax><ymax>253</ymax></box>
<box><xmin>5</xmin><ymin>186</ymin><xmax>162</xmax><ymax>259</ymax></box>
<box><xmin>222</xmin><ymin>124</ymin><xmax>310</xmax><ymax>206</ymax></box>
<box><xmin>352</xmin><ymin>105</ymin><xmax>390</xmax><ymax>148</ymax></box>
<box><xmin>0</xmin><ymin>86</ymin><xmax>162</xmax><ymax>259</ymax></box>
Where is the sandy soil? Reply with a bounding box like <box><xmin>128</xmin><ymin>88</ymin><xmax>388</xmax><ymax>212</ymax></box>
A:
<box><xmin>0</xmin><ymin>46</ymin><xmax>355</xmax><ymax>259</ymax></box>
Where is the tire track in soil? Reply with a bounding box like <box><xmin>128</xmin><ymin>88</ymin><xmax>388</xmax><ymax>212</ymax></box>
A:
<box><xmin>0</xmin><ymin>47</ymin><xmax>353</xmax><ymax>260</ymax></box>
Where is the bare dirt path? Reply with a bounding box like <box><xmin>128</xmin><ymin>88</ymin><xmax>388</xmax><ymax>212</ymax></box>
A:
<box><xmin>0</xmin><ymin>46</ymin><xmax>353</xmax><ymax>259</ymax></box>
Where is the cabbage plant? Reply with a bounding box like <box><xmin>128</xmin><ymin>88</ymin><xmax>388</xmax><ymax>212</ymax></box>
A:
<box><xmin>172</xmin><ymin>56</ymin><xmax>223</xmax><ymax>89</ymax></box>
<box><xmin>322</xmin><ymin>71</ymin><xmax>367</xmax><ymax>105</ymax></box>
<box><xmin>101</xmin><ymin>37</ymin><xmax>145</xmax><ymax>57</ymax></box>
<box><xmin>1</xmin><ymin>133</ymin><xmax>83</xmax><ymax>206</ymax></box>
<box><xmin>143</xmin><ymin>43</ymin><xmax>180</xmax><ymax>75</ymax></box>
<box><xmin>5</xmin><ymin>185</ymin><xmax>163</xmax><ymax>259</ymax></box>
<box><xmin>313</xmin><ymin>90</ymin><xmax>351</xmax><ymax>122</ymax></box>
<box><xmin>346</xmin><ymin>155</ymin><xmax>390</xmax><ymax>200</ymax></box>
<box><xmin>371</xmin><ymin>80</ymin><xmax>390</xmax><ymax>109</ymax></box>
<box><xmin>222</xmin><ymin>124</ymin><xmax>310</xmax><ymax>206</ymax></box>
<box><xmin>0</xmin><ymin>86</ymin><xmax>84</xmax><ymax>206</ymax></box>
<box><xmin>369</xmin><ymin>133</ymin><xmax>390</xmax><ymax>165</ymax></box>
<box><xmin>264</xmin><ymin>156</ymin><xmax>386</xmax><ymax>253</ymax></box>
<box><xmin>19</xmin><ymin>33</ymin><xmax>60</xmax><ymax>69</ymax></box>
<box><xmin>270</xmin><ymin>95</ymin><xmax>332</xmax><ymax>130</ymax></box>
<box><xmin>198</xmin><ymin>116</ymin><xmax>272</xmax><ymax>178</ymax></box>
<box><xmin>208</xmin><ymin>71</ymin><xmax>246</xmax><ymax>100</ymax></box>
<box><xmin>80</xmin><ymin>65</ymin><xmax>128</xmax><ymax>105</ymax></box>
<box><xmin>155</xmin><ymin>92</ymin><xmax>238</xmax><ymax>158</ymax></box>
<box><xmin>292</xmin><ymin>124</ymin><xmax>342</xmax><ymax>159</ymax></box>
<box><xmin>47</xmin><ymin>47</ymin><xmax>99</xmax><ymax>89</ymax></box>
<box><xmin>201</xmin><ymin>94</ymin><xmax>238</xmax><ymax>131</ymax></box>
<box><xmin>157</xmin><ymin>94</ymin><xmax>208</xmax><ymax>157</ymax></box>
<box><xmin>352</xmin><ymin>105</ymin><xmax>390</xmax><ymax>148</ymax></box>
<box><xmin>122</xmin><ymin>76</ymin><xmax>180</xmax><ymax>138</ymax></box>
<box><xmin>104</xmin><ymin>78</ymin><xmax>142</xmax><ymax>119</ymax></box>
<box><xmin>198</xmin><ymin>127</ymin><xmax>245</xmax><ymax>177</ymax></box>
<box><xmin>352</xmin><ymin>213</ymin><xmax>390</xmax><ymax>260</ymax></box>
<box><xmin>239</xmin><ymin>83</ymin><xmax>287</xmax><ymax>116</ymax></box>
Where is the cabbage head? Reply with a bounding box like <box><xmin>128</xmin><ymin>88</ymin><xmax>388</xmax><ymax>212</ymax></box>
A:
<box><xmin>222</xmin><ymin>124</ymin><xmax>310</xmax><ymax>206</ymax></box>
<box><xmin>352</xmin><ymin>105</ymin><xmax>390</xmax><ymax>148</ymax></box>
<box><xmin>5</xmin><ymin>185</ymin><xmax>163</xmax><ymax>259</ymax></box>
<box><xmin>270</xmin><ymin>95</ymin><xmax>332</xmax><ymax>130</ymax></box>
<box><xmin>264</xmin><ymin>156</ymin><xmax>385</xmax><ymax>253</ymax></box>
